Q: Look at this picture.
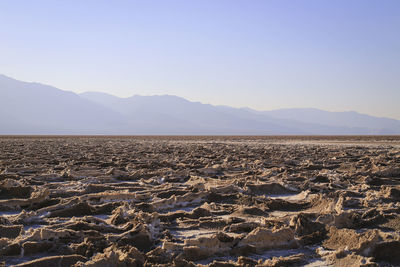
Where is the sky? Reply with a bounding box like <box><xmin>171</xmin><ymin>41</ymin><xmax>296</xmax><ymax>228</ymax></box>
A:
<box><xmin>0</xmin><ymin>0</ymin><xmax>399</xmax><ymax>119</ymax></box>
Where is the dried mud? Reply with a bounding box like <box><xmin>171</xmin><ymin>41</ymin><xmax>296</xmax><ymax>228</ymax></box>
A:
<box><xmin>0</xmin><ymin>136</ymin><xmax>399</xmax><ymax>267</ymax></box>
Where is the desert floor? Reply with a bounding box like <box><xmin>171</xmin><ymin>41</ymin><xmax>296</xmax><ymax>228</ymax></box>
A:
<box><xmin>0</xmin><ymin>136</ymin><xmax>399</xmax><ymax>266</ymax></box>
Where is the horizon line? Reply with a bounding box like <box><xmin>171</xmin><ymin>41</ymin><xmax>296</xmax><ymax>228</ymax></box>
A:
<box><xmin>1</xmin><ymin>73</ymin><xmax>399</xmax><ymax>120</ymax></box>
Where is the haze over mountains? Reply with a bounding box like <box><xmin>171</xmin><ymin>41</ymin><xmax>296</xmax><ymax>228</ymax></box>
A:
<box><xmin>1</xmin><ymin>74</ymin><xmax>399</xmax><ymax>135</ymax></box>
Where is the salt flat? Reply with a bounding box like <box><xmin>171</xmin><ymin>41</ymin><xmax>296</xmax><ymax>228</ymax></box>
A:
<box><xmin>0</xmin><ymin>136</ymin><xmax>399</xmax><ymax>266</ymax></box>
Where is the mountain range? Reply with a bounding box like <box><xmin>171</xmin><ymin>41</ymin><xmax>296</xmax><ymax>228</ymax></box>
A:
<box><xmin>0</xmin><ymin>74</ymin><xmax>399</xmax><ymax>135</ymax></box>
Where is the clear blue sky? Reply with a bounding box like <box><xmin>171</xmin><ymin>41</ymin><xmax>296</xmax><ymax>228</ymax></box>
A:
<box><xmin>1</xmin><ymin>0</ymin><xmax>399</xmax><ymax>119</ymax></box>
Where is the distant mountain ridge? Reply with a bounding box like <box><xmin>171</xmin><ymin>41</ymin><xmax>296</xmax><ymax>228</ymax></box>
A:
<box><xmin>1</xmin><ymin>74</ymin><xmax>399</xmax><ymax>135</ymax></box>
<box><xmin>258</xmin><ymin>108</ymin><xmax>400</xmax><ymax>133</ymax></box>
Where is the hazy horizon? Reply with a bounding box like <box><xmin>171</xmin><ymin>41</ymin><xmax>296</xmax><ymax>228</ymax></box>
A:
<box><xmin>1</xmin><ymin>73</ymin><xmax>399</xmax><ymax>121</ymax></box>
<box><xmin>1</xmin><ymin>1</ymin><xmax>399</xmax><ymax>120</ymax></box>
<box><xmin>1</xmin><ymin>73</ymin><xmax>399</xmax><ymax>135</ymax></box>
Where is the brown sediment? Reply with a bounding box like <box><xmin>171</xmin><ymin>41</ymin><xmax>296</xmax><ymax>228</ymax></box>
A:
<box><xmin>0</xmin><ymin>135</ymin><xmax>399</xmax><ymax>266</ymax></box>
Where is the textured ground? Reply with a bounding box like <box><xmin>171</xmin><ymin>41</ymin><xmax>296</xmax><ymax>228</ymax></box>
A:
<box><xmin>0</xmin><ymin>136</ymin><xmax>399</xmax><ymax>267</ymax></box>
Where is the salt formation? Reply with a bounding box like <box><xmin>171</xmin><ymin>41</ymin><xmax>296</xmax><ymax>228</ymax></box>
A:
<box><xmin>0</xmin><ymin>136</ymin><xmax>399</xmax><ymax>266</ymax></box>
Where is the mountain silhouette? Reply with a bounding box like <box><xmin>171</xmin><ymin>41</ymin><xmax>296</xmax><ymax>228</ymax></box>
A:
<box><xmin>1</xmin><ymin>75</ymin><xmax>399</xmax><ymax>135</ymax></box>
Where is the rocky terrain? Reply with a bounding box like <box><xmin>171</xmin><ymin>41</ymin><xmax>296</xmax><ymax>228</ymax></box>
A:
<box><xmin>0</xmin><ymin>136</ymin><xmax>399</xmax><ymax>266</ymax></box>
